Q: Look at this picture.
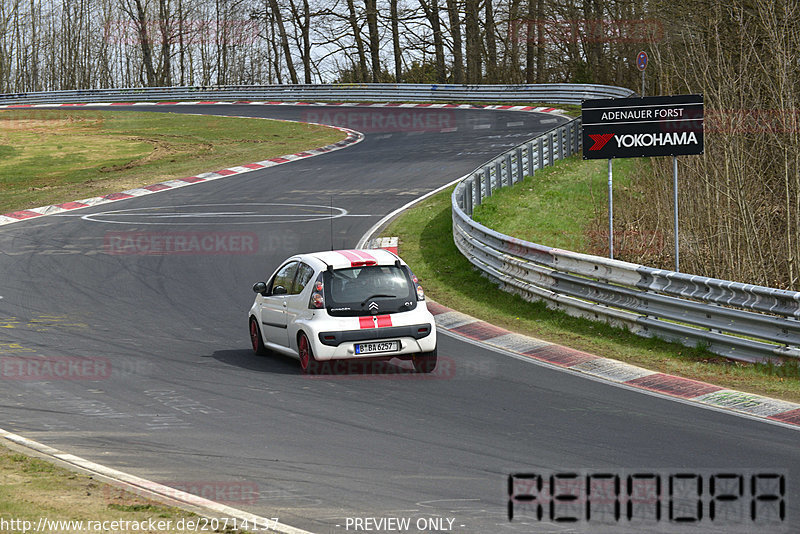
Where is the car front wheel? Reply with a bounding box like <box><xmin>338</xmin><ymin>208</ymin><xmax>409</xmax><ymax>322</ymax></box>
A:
<box><xmin>412</xmin><ymin>347</ymin><xmax>438</xmax><ymax>373</ymax></box>
<box><xmin>249</xmin><ymin>317</ymin><xmax>268</xmax><ymax>356</ymax></box>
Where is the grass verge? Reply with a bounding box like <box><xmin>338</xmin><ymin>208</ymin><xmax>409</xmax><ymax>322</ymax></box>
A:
<box><xmin>0</xmin><ymin>443</ymin><xmax>243</xmax><ymax>533</ymax></box>
<box><xmin>382</xmin><ymin>181</ymin><xmax>800</xmax><ymax>403</ymax></box>
<box><xmin>0</xmin><ymin>109</ymin><xmax>344</xmax><ymax>214</ymax></box>
<box><xmin>471</xmin><ymin>156</ymin><xmax>640</xmax><ymax>252</ymax></box>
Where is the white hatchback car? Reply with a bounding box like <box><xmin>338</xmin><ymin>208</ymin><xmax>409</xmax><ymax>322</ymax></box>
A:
<box><xmin>249</xmin><ymin>249</ymin><xmax>438</xmax><ymax>373</ymax></box>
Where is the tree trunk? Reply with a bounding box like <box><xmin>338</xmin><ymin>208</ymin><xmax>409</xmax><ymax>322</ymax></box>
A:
<box><xmin>158</xmin><ymin>0</ymin><xmax>172</xmax><ymax>86</ymax></box>
<box><xmin>525</xmin><ymin>0</ymin><xmax>534</xmax><ymax>82</ymax></box>
<box><xmin>346</xmin><ymin>0</ymin><xmax>368</xmax><ymax>81</ymax></box>
<box><xmin>268</xmin><ymin>0</ymin><xmax>298</xmax><ymax>83</ymax></box>
<box><xmin>390</xmin><ymin>0</ymin><xmax>402</xmax><ymax>81</ymax></box>
<box><xmin>445</xmin><ymin>0</ymin><xmax>464</xmax><ymax>84</ymax></box>
<box><xmin>121</xmin><ymin>0</ymin><xmax>157</xmax><ymax>86</ymax></box>
<box><xmin>465</xmin><ymin>0</ymin><xmax>481</xmax><ymax>83</ymax></box>
<box><xmin>419</xmin><ymin>0</ymin><xmax>446</xmax><ymax>82</ymax></box>
<box><xmin>535</xmin><ymin>0</ymin><xmax>544</xmax><ymax>83</ymax></box>
<box><xmin>484</xmin><ymin>0</ymin><xmax>497</xmax><ymax>81</ymax></box>
<box><xmin>365</xmin><ymin>0</ymin><xmax>380</xmax><ymax>82</ymax></box>
<box><xmin>302</xmin><ymin>0</ymin><xmax>311</xmax><ymax>82</ymax></box>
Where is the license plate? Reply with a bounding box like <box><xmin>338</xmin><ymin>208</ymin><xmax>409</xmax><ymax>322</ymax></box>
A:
<box><xmin>355</xmin><ymin>340</ymin><xmax>400</xmax><ymax>355</ymax></box>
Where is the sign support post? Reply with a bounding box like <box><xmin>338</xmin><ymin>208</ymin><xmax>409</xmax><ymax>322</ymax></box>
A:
<box><xmin>608</xmin><ymin>159</ymin><xmax>614</xmax><ymax>259</ymax></box>
<box><xmin>673</xmin><ymin>155</ymin><xmax>679</xmax><ymax>271</ymax></box>
<box><xmin>637</xmin><ymin>51</ymin><xmax>648</xmax><ymax>96</ymax></box>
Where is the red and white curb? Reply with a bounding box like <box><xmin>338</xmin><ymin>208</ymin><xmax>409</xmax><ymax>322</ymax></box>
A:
<box><xmin>0</xmin><ymin>99</ymin><xmax>567</xmax><ymax>116</ymax></box>
<box><xmin>0</xmin><ymin>99</ymin><xmax>567</xmax><ymax>228</ymax></box>
<box><xmin>426</xmin><ymin>300</ymin><xmax>800</xmax><ymax>429</ymax></box>
<box><xmin>365</xmin><ymin>236</ymin><xmax>399</xmax><ymax>255</ymax></box>
<box><xmin>0</xmin><ymin>116</ymin><xmax>362</xmax><ymax>227</ymax></box>
<box><xmin>0</xmin><ymin>428</ymin><xmax>312</xmax><ymax>534</ymax></box>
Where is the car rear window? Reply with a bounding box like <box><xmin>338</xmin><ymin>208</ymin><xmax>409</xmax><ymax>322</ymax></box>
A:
<box><xmin>324</xmin><ymin>265</ymin><xmax>416</xmax><ymax>316</ymax></box>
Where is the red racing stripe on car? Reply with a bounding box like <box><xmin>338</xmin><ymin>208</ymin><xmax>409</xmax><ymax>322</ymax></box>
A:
<box><xmin>358</xmin><ymin>315</ymin><xmax>393</xmax><ymax>329</ymax></box>
<box><xmin>337</xmin><ymin>250</ymin><xmax>364</xmax><ymax>266</ymax></box>
<box><xmin>350</xmin><ymin>249</ymin><xmax>377</xmax><ymax>262</ymax></box>
<box><xmin>336</xmin><ymin>249</ymin><xmax>378</xmax><ymax>266</ymax></box>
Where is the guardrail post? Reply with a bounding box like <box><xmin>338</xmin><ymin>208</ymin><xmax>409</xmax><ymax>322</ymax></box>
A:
<box><xmin>475</xmin><ymin>173</ymin><xmax>483</xmax><ymax>206</ymax></box>
<box><xmin>497</xmin><ymin>160</ymin><xmax>505</xmax><ymax>187</ymax></box>
<box><xmin>525</xmin><ymin>142</ymin><xmax>534</xmax><ymax>175</ymax></box>
<box><xmin>537</xmin><ymin>138</ymin><xmax>544</xmax><ymax>171</ymax></box>
<box><xmin>547</xmin><ymin>133</ymin><xmax>554</xmax><ymax>166</ymax></box>
<box><xmin>515</xmin><ymin>148</ymin><xmax>524</xmax><ymax>183</ymax></box>
<box><xmin>573</xmin><ymin>122</ymin><xmax>580</xmax><ymax>154</ymax></box>
<box><xmin>558</xmin><ymin>127</ymin><xmax>565</xmax><ymax>160</ymax></box>
<box><xmin>484</xmin><ymin>166</ymin><xmax>493</xmax><ymax>197</ymax></box>
<box><xmin>566</xmin><ymin>125</ymin><xmax>574</xmax><ymax>157</ymax></box>
<box><xmin>467</xmin><ymin>180</ymin><xmax>474</xmax><ymax>214</ymax></box>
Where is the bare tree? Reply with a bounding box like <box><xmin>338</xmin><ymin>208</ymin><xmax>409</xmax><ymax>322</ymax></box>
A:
<box><xmin>418</xmin><ymin>0</ymin><xmax>445</xmax><ymax>82</ymax></box>
<box><xmin>464</xmin><ymin>0</ymin><xmax>480</xmax><ymax>83</ymax></box>
<box><xmin>363</xmin><ymin>0</ymin><xmax>380</xmax><ymax>81</ymax></box>
<box><xmin>445</xmin><ymin>0</ymin><xmax>463</xmax><ymax>83</ymax></box>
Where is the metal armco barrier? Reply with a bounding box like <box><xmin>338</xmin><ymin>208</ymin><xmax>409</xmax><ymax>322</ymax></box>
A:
<box><xmin>0</xmin><ymin>83</ymin><xmax>633</xmax><ymax>105</ymax></box>
<box><xmin>452</xmin><ymin>117</ymin><xmax>800</xmax><ymax>364</ymax></box>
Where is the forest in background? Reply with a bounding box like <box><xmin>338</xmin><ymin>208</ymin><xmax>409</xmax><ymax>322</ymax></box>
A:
<box><xmin>0</xmin><ymin>0</ymin><xmax>653</xmax><ymax>89</ymax></box>
<box><xmin>0</xmin><ymin>0</ymin><xmax>799</xmax><ymax>290</ymax></box>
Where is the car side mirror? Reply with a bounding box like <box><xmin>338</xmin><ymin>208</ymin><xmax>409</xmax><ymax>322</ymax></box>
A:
<box><xmin>253</xmin><ymin>282</ymin><xmax>267</xmax><ymax>295</ymax></box>
<box><xmin>272</xmin><ymin>285</ymin><xmax>287</xmax><ymax>295</ymax></box>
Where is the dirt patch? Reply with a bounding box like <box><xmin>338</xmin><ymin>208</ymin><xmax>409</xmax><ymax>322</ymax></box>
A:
<box><xmin>0</xmin><ymin>116</ymin><xmax>103</xmax><ymax>133</ymax></box>
<box><xmin>97</xmin><ymin>137</ymin><xmax>211</xmax><ymax>173</ymax></box>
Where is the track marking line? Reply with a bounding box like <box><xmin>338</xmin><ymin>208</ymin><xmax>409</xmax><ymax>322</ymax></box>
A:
<box><xmin>0</xmin><ymin>428</ymin><xmax>314</xmax><ymax>534</ymax></box>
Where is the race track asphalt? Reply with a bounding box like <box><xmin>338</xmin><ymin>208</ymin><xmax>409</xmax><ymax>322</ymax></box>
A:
<box><xmin>0</xmin><ymin>104</ymin><xmax>797</xmax><ymax>533</ymax></box>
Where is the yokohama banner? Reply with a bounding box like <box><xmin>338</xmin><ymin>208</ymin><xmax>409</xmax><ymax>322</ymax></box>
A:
<box><xmin>581</xmin><ymin>94</ymin><xmax>704</xmax><ymax>159</ymax></box>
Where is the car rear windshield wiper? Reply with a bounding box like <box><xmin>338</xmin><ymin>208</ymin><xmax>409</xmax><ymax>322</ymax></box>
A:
<box><xmin>361</xmin><ymin>294</ymin><xmax>397</xmax><ymax>307</ymax></box>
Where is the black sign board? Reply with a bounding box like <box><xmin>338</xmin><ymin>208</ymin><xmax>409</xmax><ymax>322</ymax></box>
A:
<box><xmin>581</xmin><ymin>94</ymin><xmax>703</xmax><ymax>159</ymax></box>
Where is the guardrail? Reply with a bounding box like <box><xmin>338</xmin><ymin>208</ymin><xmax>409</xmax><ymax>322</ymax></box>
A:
<box><xmin>451</xmin><ymin>118</ymin><xmax>800</xmax><ymax>364</ymax></box>
<box><xmin>0</xmin><ymin>83</ymin><xmax>634</xmax><ymax>105</ymax></box>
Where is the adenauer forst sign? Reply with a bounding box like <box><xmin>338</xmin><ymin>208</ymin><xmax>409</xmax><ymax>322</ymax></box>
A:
<box><xmin>580</xmin><ymin>93</ymin><xmax>704</xmax><ymax>272</ymax></box>
<box><xmin>581</xmin><ymin>94</ymin><xmax>704</xmax><ymax>159</ymax></box>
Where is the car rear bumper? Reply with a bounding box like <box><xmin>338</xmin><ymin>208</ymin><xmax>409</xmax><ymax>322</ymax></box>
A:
<box><xmin>317</xmin><ymin>323</ymin><xmax>433</xmax><ymax>346</ymax></box>
<box><xmin>310</xmin><ymin>328</ymin><xmax>437</xmax><ymax>361</ymax></box>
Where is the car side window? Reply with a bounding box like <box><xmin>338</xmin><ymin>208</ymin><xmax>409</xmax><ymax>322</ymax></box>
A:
<box><xmin>270</xmin><ymin>261</ymin><xmax>298</xmax><ymax>295</ymax></box>
<box><xmin>292</xmin><ymin>262</ymin><xmax>315</xmax><ymax>295</ymax></box>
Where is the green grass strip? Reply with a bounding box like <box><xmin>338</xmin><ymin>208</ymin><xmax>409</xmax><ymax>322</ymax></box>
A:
<box><xmin>383</xmin><ymin>182</ymin><xmax>800</xmax><ymax>403</ymax></box>
<box><xmin>0</xmin><ymin>109</ymin><xmax>344</xmax><ymax>214</ymax></box>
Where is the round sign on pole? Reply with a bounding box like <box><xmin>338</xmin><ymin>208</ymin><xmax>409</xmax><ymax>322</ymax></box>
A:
<box><xmin>637</xmin><ymin>51</ymin><xmax>648</xmax><ymax>71</ymax></box>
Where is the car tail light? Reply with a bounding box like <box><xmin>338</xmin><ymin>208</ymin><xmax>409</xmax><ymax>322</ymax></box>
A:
<box><xmin>308</xmin><ymin>275</ymin><xmax>325</xmax><ymax>309</ymax></box>
<box><xmin>410</xmin><ymin>271</ymin><xmax>425</xmax><ymax>301</ymax></box>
